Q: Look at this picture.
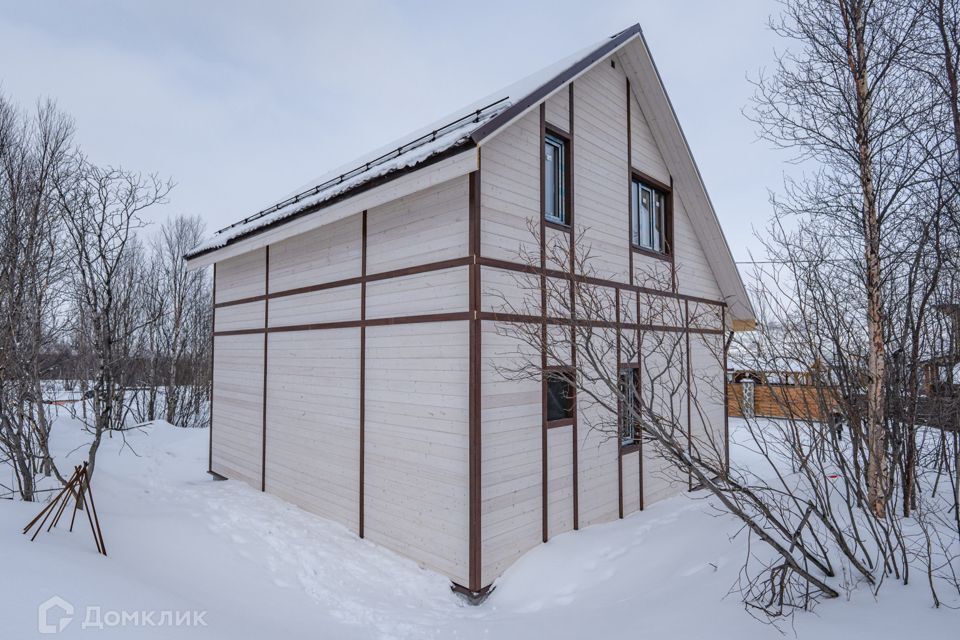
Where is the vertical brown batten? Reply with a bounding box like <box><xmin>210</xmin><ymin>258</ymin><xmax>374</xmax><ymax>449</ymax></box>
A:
<box><xmin>670</xmin><ymin>176</ymin><xmax>678</xmax><ymax>293</ymax></box>
<box><xmin>359</xmin><ymin>210</ymin><xmax>367</xmax><ymax>538</ymax></box>
<box><xmin>627</xmin><ymin>75</ymin><xmax>644</xmax><ymax>510</ymax></box>
<box><xmin>468</xmin><ymin>164</ymin><xmax>482</xmax><ymax>591</ymax></box>
<box><xmin>568</xmin><ymin>82</ymin><xmax>579</xmax><ymax>531</ymax></box>
<box><xmin>209</xmin><ymin>263</ymin><xmax>217</xmax><ymax>475</ymax></box>
<box><xmin>722</xmin><ymin>305</ymin><xmax>730</xmax><ymax>478</ymax></box>
<box><xmin>638</xmin><ymin>343</ymin><xmax>644</xmax><ymax>510</ymax></box>
<box><xmin>615</xmin><ymin>287</ymin><xmax>623</xmax><ymax>519</ymax></box>
<box><xmin>261</xmin><ymin>246</ymin><xmax>269</xmax><ymax>492</ymax></box>
<box><xmin>539</xmin><ymin>102</ymin><xmax>549</xmax><ymax>543</ymax></box>
<box><xmin>685</xmin><ymin>298</ymin><xmax>692</xmax><ymax>490</ymax></box>
<box><xmin>626</xmin><ymin>76</ymin><xmax>634</xmax><ymax>290</ymax></box>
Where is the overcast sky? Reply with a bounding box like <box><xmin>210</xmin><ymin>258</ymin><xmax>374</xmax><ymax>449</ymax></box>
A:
<box><xmin>0</xmin><ymin>0</ymin><xmax>787</xmax><ymax>261</ymax></box>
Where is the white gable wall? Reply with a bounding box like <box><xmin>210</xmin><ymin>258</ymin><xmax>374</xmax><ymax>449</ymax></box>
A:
<box><xmin>477</xmin><ymin>53</ymin><xmax>729</xmax><ymax>585</ymax></box>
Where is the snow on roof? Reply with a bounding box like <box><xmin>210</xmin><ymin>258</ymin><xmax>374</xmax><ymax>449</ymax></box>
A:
<box><xmin>186</xmin><ymin>29</ymin><xmax>635</xmax><ymax>258</ymax></box>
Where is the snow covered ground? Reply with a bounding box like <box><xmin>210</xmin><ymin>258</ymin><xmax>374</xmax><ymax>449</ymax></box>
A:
<box><xmin>1</xmin><ymin>414</ymin><xmax>957</xmax><ymax>639</ymax></box>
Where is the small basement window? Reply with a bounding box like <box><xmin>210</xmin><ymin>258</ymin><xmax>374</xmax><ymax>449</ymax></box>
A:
<box><xmin>546</xmin><ymin>371</ymin><xmax>575</xmax><ymax>423</ymax></box>
<box><xmin>631</xmin><ymin>177</ymin><xmax>667</xmax><ymax>253</ymax></box>
<box><xmin>544</xmin><ymin>133</ymin><xmax>568</xmax><ymax>225</ymax></box>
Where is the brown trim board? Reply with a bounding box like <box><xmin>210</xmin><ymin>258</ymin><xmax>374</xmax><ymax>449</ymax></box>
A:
<box><xmin>214</xmin><ymin>256</ymin><xmax>472</xmax><ymax>308</ymax></box>
<box><xmin>214</xmin><ymin>312</ymin><xmax>474</xmax><ymax>337</ymax></box>
<box><xmin>722</xmin><ymin>306</ymin><xmax>730</xmax><ymax>479</ymax></box>
<box><xmin>213</xmin><ymin>311</ymin><xmax>723</xmax><ymax>339</ymax></box>
<box><xmin>539</xmin><ymin>103</ymin><xmax>549</xmax><ymax>544</ymax></box>
<box><xmin>626</xmin><ymin>76</ymin><xmax>634</xmax><ymax>291</ymax></box>
<box><xmin>568</xmin><ymin>82</ymin><xmax>579</xmax><ymax>532</ymax></box>
<box><xmin>261</xmin><ymin>246</ymin><xmax>269</xmax><ymax>493</ymax></box>
<box><xmin>616</xmin><ymin>287</ymin><xmax>623</xmax><ymax>519</ymax></box>
<box><xmin>468</xmin><ymin>167</ymin><xmax>482</xmax><ymax>592</ymax></box>
<box><xmin>684</xmin><ymin>298</ymin><xmax>692</xmax><ymax>491</ymax></box>
<box><xmin>359</xmin><ymin>210</ymin><xmax>367</xmax><ymax>538</ymax></box>
<box><xmin>209</xmin><ymin>263</ymin><xmax>217</xmax><ymax>476</ymax></box>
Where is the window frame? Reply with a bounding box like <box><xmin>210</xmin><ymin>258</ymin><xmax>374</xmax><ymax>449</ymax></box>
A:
<box><xmin>618</xmin><ymin>364</ymin><xmax>642</xmax><ymax>449</ymax></box>
<box><xmin>630</xmin><ymin>171</ymin><xmax>672</xmax><ymax>260</ymax></box>
<box><xmin>544</xmin><ymin>366</ymin><xmax>576</xmax><ymax>428</ymax></box>
<box><xmin>543</xmin><ymin>129</ymin><xmax>571</xmax><ymax>228</ymax></box>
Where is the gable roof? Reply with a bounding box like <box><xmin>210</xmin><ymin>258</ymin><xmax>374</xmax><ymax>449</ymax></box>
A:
<box><xmin>185</xmin><ymin>24</ymin><xmax>755</xmax><ymax>324</ymax></box>
<box><xmin>185</xmin><ymin>26</ymin><xmax>639</xmax><ymax>260</ymax></box>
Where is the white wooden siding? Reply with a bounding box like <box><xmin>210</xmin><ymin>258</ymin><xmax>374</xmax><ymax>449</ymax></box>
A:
<box><xmin>639</xmin><ymin>331</ymin><xmax>689</xmax><ymax>505</ymax></box>
<box><xmin>364</xmin><ymin>321</ymin><xmax>470</xmax><ymax>585</ymax></box>
<box><xmin>480</xmin><ymin>325</ymin><xmax>542</xmax><ymax>585</ymax></box>
<box><xmin>216</xmin><ymin>248</ymin><xmax>265</xmax><ymax>303</ymax></box>
<box><xmin>366</xmin><ymin>176</ymin><xmax>469</xmax><ymax>273</ymax></box>
<box><xmin>269</xmin><ymin>285</ymin><xmax>361</xmax><ymax>328</ymax></box>
<box><xmin>365</xmin><ymin>267</ymin><xmax>467</xmax><ymax>319</ymax></box>
<box><xmin>632</xmin><ymin>253</ymin><xmax>675</xmax><ymax>292</ymax></box>
<box><xmin>211</xmin><ymin>334</ymin><xmax>263</xmax><ymax>487</ymax></box>
<box><xmin>269</xmin><ymin>214</ymin><xmax>362</xmax><ymax>291</ymax></box>
<box><xmin>628</xmin><ymin>87</ymin><xmax>671</xmax><ymax>185</ymax></box>
<box><xmin>689</xmin><ymin>332</ymin><xmax>726</xmax><ymax>470</ymax></box>
<box><xmin>673</xmin><ymin>197</ymin><xmax>722</xmax><ymax>299</ymax></box>
<box><xmin>621</xmin><ymin>449</ymin><xmax>641</xmax><ymax>514</ymax></box>
<box><xmin>480</xmin><ymin>265</ymin><xmax>537</xmax><ymax>315</ymax></box>
<box><xmin>573</xmin><ymin>58</ymin><xmax>631</xmax><ymax>283</ymax></box>
<box><xmin>575</xmin><ymin>328</ymin><xmax>620</xmax><ymax>528</ymax></box>
<box><xmin>264</xmin><ymin>329</ymin><xmax>361</xmax><ymax>531</ymax></box>
<box><xmin>479</xmin><ymin>109</ymin><xmax>541</xmax><ymax>263</ymax></box>
<box><xmin>547</xmin><ymin>426</ymin><xmax>575</xmax><ymax>537</ymax></box>
<box><xmin>544</xmin><ymin>88</ymin><xmax>570</xmax><ymax>132</ymax></box>
<box><xmin>215</xmin><ymin>301</ymin><xmax>265</xmax><ymax>332</ymax></box>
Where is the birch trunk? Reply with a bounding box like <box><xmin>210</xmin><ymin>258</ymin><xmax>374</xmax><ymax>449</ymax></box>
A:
<box><xmin>842</xmin><ymin>0</ymin><xmax>888</xmax><ymax>518</ymax></box>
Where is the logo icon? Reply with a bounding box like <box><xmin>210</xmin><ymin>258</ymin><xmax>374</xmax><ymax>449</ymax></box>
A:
<box><xmin>38</xmin><ymin>596</ymin><xmax>74</xmax><ymax>634</ymax></box>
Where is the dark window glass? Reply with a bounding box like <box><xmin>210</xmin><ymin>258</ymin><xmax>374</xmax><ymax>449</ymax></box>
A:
<box><xmin>631</xmin><ymin>178</ymin><xmax>666</xmax><ymax>252</ymax></box>
<box><xmin>546</xmin><ymin>372</ymin><xmax>574</xmax><ymax>422</ymax></box>
<box><xmin>619</xmin><ymin>368</ymin><xmax>640</xmax><ymax>445</ymax></box>
<box><xmin>544</xmin><ymin>134</ymin><xmax>567</xmax><ymax>225</ymax></box>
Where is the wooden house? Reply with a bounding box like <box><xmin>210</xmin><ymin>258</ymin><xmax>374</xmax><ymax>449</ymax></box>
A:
<box><xmin>184</xmin><ymin>25</ymin><xmax>755</xmax><ymax>597</ymax></box>
<box><xmin>726</xmin><ymin>366</ymin><xmax>836</xmax><ymax>422</ymax></box>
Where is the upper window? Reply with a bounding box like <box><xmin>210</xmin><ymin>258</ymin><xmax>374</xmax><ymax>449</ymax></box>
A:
<box><xmin>546</xmin><ymin>371</ymin><xmax>575</xmax><ymax>423</ymax></box>
<box><xmin>631</xmin><ymin>177</ymin><xmax>667</xmax><ymax>253</ymax></box>
<box><xmin>544</xmin><ymin>133</ymin><xmax>568</xmax><ymax>225</ymax></box>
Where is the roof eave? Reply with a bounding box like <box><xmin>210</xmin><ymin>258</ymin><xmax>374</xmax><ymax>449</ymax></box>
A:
<box><xmin>184</xmin><ymin>139</ymin><xmax>477</xmax><ymax>263</ymax></box>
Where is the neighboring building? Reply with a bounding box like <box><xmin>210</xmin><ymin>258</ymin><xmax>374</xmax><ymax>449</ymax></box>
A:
<box><xmin>184</xmin><ymin>25</ymin><xmax>755</xmax><ymax>597</ymax></box>
<box><xmin>920</xmin><ymin>304</ymin><xmax>959</xmax><ymax>429</ymax></box>
<box><xmin>726</xmin><ymin>366</ymin><xmax>836</xmax><ymax>422</ymax></box>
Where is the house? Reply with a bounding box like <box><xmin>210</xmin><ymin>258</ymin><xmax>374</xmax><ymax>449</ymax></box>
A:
<box><xmin>184</xmin><ymin>24</ymin><xmax>755</xmax><ymax>598</ymax></box>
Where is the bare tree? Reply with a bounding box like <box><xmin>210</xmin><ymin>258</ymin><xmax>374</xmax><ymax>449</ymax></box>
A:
<box><xmin>55</xmin><ymin>161</ymin><xmax>170</xmax><ymax>481</ymax></box>
<box><xmin>0</xmin><ymin>95</ymin><xmax>74</xmax><ymax>499</ymax></box>
<box><xmin>750</xmin><ymin>0</ymin><xmax>940</xmax><ymax>518</ymax></box>
<box><xmin>133</xmin><ymin>215</ymin><xmax>211</xmax><ymax>428</ymax></box>
<box><xmin>492</xmin><ymin>214</ymin><xmax>960</xmax><ymax>618</ymax></box>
